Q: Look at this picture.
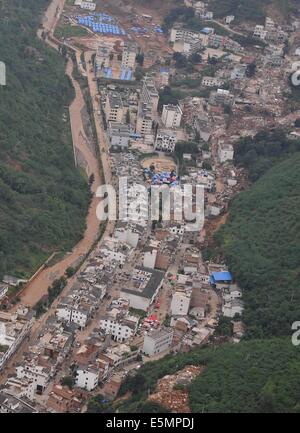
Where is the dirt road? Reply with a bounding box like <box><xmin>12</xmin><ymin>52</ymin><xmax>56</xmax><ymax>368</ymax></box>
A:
<box><xmin>20</xmin><ymin>0</ymin><xmax>104</xmax><ymax>306</ymax></box>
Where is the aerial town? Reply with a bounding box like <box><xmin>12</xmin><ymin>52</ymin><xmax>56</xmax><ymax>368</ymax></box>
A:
<box><xmin>1</xmin><ymin>0</ymin><xmax>300</xmax><ymax>415</ymax></box>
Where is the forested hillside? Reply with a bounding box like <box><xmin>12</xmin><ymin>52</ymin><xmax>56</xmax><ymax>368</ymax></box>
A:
<box><xmin>0</xmin><ymin>0</ymin><xmax>90</xmax><ymax>278</ymax></box>
<box><xmin>210</xmin><ymin>0</ymin><xmax>298</xmax><ymax>22</ymax></box>
<box><xmin>212</xmin><ymin>141</ymin><xmax>300</xmax><ymax>338</ymax></box>
<box><xmin>104</xmin><ymin>338</ymin><xmax>300</xmax><ymax>413</ymax></box>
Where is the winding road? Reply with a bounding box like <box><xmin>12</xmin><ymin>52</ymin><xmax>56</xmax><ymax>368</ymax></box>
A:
<box><xmin>20</xmin><ymin>0</ymin><xmax>113</xmax><ymax>306</ymax></box>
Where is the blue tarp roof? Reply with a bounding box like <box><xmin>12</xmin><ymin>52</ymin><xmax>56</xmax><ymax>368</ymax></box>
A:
<box><xmin>76</xmin><ymin>14</ymin><xmax>126</xmax><ymax>35</ymax></box>
<box><xmin>210</xmin><ymin>272</ymin><xmax>232</xmax><ymax>283</ymax></box>
<box><xmin>201</xmin><ymin>27</ymin><xmax>213</xmax><ymax>34</ymax></box>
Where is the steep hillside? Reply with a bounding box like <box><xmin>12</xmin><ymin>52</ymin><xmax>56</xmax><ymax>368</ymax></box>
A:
<box><xmin>213</xmin><ymin>152</ymin><xmax>300</xmax><ymax>338</ymax></box>
<box><xmin>210</xmin><ymin>0</ymin><xmax>299</xmax><ymax>22</ymax></box>
<box><xmin>107</xmin><ymin>338</ymin><xmax>300</xmax><ymax>413</ymax></box>
<box><xmin>0</xmin><ymin>0</ymin><xmax>90</xmax><ymax>278</ymax></box>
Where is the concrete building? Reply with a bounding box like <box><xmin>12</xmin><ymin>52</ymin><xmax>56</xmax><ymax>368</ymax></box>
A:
<box><xmin>136</xmin><ymin>105</ymin><xmax>153</xmax><ymax>137</ymax></box>
<box><xmin>143</xmin><ymin>249</ymin><xmax>158</xmax><ymax>269</ymax></box>
<box><xmin>3</xmin><ymin>377</ymin><xmax>35</xmax><ymax>402</ymax></box>
<box><xmin>140</xmin><ymin>77</ymin><xmax>159</xmax><ymax>114</ymax></box>
<box><xmin>94</xmin><ymin>45</ymin><xmax>111</xmax><ymax>77</ymax></box>
<box><xmin>16</xmin><ymin>364</ymin><xmax>51</xmax><ymax>394</ymax></box>
<box><xmin>202</xmin><ymin>76</ymin><xmax>225</xmax><ymax>87</ymax></box>
<box><xmin>171</xmin><ymin>290</ymin><xmax>191</xmax><ymax>316</ymax></box>
<box><xmin>222</xmin><ymin>299</ymin><xmax>244</xmax><ymax>318</ymax></box>
<box><xmin>115</xmin><ymin>227</ymin><xmax>139</xmax><ymax>248</ymax></box>
<box><xmin>226</xmin><ymin>15</ymin><xmax>235</xmax><ymax>24</ymax></box>
<box><xmin>143</xmin><ymin>327</ymin><xmax>173</xmax><ymax>356</ymax></box>
<box><xmin>75</xmin><ymin>366</ymin><xmax>99</xmax><ymax>391</ymax></box>
<box><xmin>154</xmin><ymin>130</ymin><xmax>177</xmax><ymax>153</ymax></box>
<box><xmin>161</xmin><ymin>104</ymin><xmax>182</xmax><ymax>129</ymax></box>
<box><xmin>121</xmin><ymin>41</ymin><xmax>138</xmax><ymax>70</ymax></box>
<box><xmin>157</xmin><ymin>68</ymin><xmax>170</xmax><ymax>88</ymax></box>
<box><xmin>218</xmin><ymin>143</ymin><xmax>234</xmax><ymax>163</ymax></box>
<box><xmin>80</xmin><ymin>1</ymin><xmax>96</xmax><ymax>11</ymax></box>
<box><xmin>120</xmin><ymin>267</ymin><xmax>165</xmax><ymax>311</ymax></box>
<box><xmin>56</xmin><ymin>304</ymin><xmax>90</xmax><ymax>329</ymax></box>
<box><xmin>0</xmin><ymin>310</ymin><xmax>34</xmax><ymax>372</ymax></box>
<box><xmin>170</xmin><ymin>28</ymin><xmax>202</xmax><ymax>44</ymax></box>
<box><xmin>253</xmin><ymin>25</ymin><xmax>268</xmax><ymax>40</ymax></box>
<box><xmin>99</xmin><ymin>314</ymin><xmax>138</xmax><ymax>342</ymax></box>
<box><xmin>0</xmin><ymin>392</ymin><xmax>38</xmax><ymax>413</ymax></box>
<box><xmin>210</xmin><ymin>89</ymin><xmax>235</xmax><ymax>106</ymax></box>
<box><xmin>231</xmin><ymin>65</ymin><xmax>247</xmax><ymax>80</ymax></box>
<box><xmin>105</xmin><ymin>93</ymin><xmax>124</xmax><ymax>123</ymax></box>
<box><xmin>108</xmin><ymin>122</ymin><xmax>130</xmax><ymax>150</ymax></box>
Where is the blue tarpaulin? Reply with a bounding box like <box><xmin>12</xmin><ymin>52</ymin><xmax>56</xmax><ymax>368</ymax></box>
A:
<box><xmin>210</xmin><ymin>272</ymin><xmax>233</xmax><ymax>285</ymax></box>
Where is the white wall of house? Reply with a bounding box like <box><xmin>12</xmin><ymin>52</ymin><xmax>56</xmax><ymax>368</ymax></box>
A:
<box><xmin>143</xmin><ymin>250</ymin><xmax>157</xmax><ymax>269</ymax></box>
<box><xmin>143</xmin><ymin>329</ymin><xmax>173</xmax><ymax>356</ymax></box>
<box><xmin>76</xmin><ymin>368</ymin><xmax>99</xmax><ymax>391</ymax></box>
<box><xmin>171</xmin><ymin>292</ymin><xmax>191</xmax><ymax>316</ymax></box>
<box><xmin>120</xmin><ymin>291</ymin><xmax>150</xmax><ymax>311</ymax></box>
<box><xmin>16</xmin><ymin>365</ymin><xmax>49</xmax><ymax>391</ymax></box>
<box><xmin>99</xmin><ymin>318</ymin><xmax>136</xmax><ymax>342</ymax></box>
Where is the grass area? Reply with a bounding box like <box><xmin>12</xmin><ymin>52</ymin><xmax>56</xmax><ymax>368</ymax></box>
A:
<box><xmin>54</xmin><ymin>24</ymin><xmax>89</xmax><ymax>40</ymax></box>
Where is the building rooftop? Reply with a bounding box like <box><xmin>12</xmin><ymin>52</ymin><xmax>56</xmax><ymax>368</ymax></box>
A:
<box><xmin>107</xmin><ymin>92</ymin><xmax>123</xmax><ymax>109</ymax></box>
<box><xmin>121</xmin><ymin>267</ymin><xmax>165</xmax><ymax>299</ymax></box>
<box><xmin>210</xmin><ymin>271</ymin><xmax>233</xmax><ymax>284</ymax></box>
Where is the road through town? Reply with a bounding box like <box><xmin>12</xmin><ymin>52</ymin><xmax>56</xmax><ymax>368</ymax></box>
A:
<box><xmin>20</xmin><ymin>0</ymin><xmax>113</xmax><ymax>306</ymax></box>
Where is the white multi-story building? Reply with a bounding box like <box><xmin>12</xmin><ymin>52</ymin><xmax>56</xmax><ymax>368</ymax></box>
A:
<box><xmin>253</xmin><ymin>25</ymin><xmax>268</xmax><ymax>40</ymax></box>
<box><xmin>210</xmin><ymin>88</ymin><xmax>235</xmax><ymax>106</ymax></box>
<box><xmin>143</xmin><ymin>250</ymin><xmax>157</xmax><ymax>269</ymax></box>
<box><xmin>0</xmin><ymin>312</ymin><xmax>34</xmax><ymax>372</ymax></box>
<box><xmin>136</xmin><ymin>105</ymin><xmax>153</xmax><ymax>137</ymax></box>
<box><xmin>16</xmin><ymin>364</ymin><xmax>51</xmax><ymax>394</ymax></box>
<box><xmin>105</xmin><ymin>93</ymin><xmax>124</xmax><ymax>123</ymax></box>
<box><xmin>4</xmin><ymin>377</ymin><xmax>36</xmax><ymax>401</ymax></box>
<box><xmin>170</xmin><ymin>28</ymin><xmax>201</xmax><ymax>44</ymax></box>
<box><xmin>99</xmin><ymin>314</ymin><xmax>138</xmax><ymax>342</ymax></box>
<box><xmin>154</xmin><ymin>130</ymin><xmax>177</xmax><ymax>153</ymax></box>
<box><xmin>0</xmin><ymin>391</ymin><xmax>38</xmax><ymax>413</ymax></box>
<box><xmin>120</xmin><ymin>267</ymin><xmax>165</xmax><ymax>311</ymax></box>
<box><xmin>108</xmin><ymin>122</ymin><xmax>130</xmax><ymax>150</ymax></box>
<box><xmin>202</xmin><ymin>76</ymin><xmax>225</xmax><ymax>87</ymax></box>
<box><xmin>76</xmin><ymin>366</ymin><xmax>99</xmax><ymax>391</ymax></box>
<box><xmin>161</xmin><ymin>104</ymin><xmax>182</xmax><ymax>129</ymax></box>
<box><xmin>140</xmin><ymin>77</ymin><xmax>159</xmax><ymax>114</ymax></box>
<box><xmin>80</xmin><ymin>1</ymin><xmax>96</xmax><ymax>11</ymax></box>
<box><xmin>218</xmin><ymin>144</ymin><xmax>234</xmax><ymax>163</ymax></box>
<box><xmin>99</xmin><ymin>247</ymin><xmax>126</xmax><ymax>265</ymax></box>
<box><xmin>171</xmin><ymin>290</ymin><xmax>191</xmax><ymax>316</ymax></box>
<box><xmin>143</xmin><ymin>327</ymin><xmax>173</xmax><ymax>356</ymax></box>
<box><xmin>222</xmin><ymin>299</ymin><xmax>244</xmax><ymax>318</ymax></box>
<box><xmin>121</xmin><ymin>41</ymin><xmax>138</xmax><ymax>70</ymax></box>
<box><xmin>56</xmin><ymin>304</ymin><xmax>90</xmax><ymax>329</ymax></box>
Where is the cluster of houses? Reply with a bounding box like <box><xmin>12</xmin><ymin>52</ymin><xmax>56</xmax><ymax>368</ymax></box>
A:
<box><xmin>4</xmin><ymin>0</ymin><xmax>300</xmax><ymax>413</ymax></box>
